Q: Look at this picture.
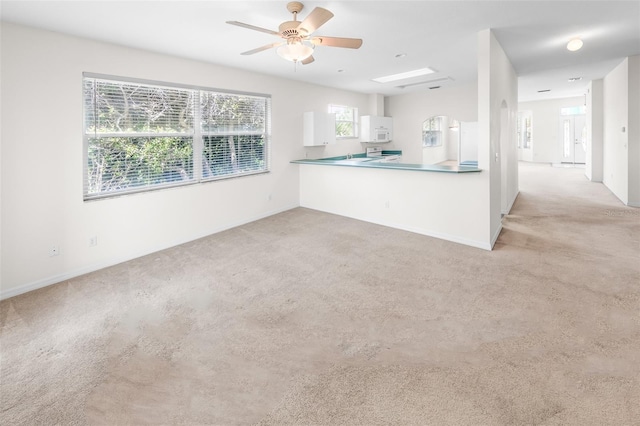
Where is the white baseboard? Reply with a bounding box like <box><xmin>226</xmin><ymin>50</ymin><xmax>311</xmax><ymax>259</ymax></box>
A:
<box><xmin>0</xmin><ymin>204</ymin><xmax>299</xmax><ymax>301</ymax></box>
<box><xmin>627</xmin><ymin>201</ymin><xmax>640</xmax><ymax>208</ymax></box>
<box><xmin>301</xmin><ymin>207</ymin><xmax>493</xmax><ymax>251</ymax></box>
<box><xmin>398</xmin><ymin>223</ymin><xmax>494</xmax><ymax>251</ymax></box>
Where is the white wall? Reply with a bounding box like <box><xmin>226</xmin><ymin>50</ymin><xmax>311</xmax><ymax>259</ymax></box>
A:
<box><xmin>459</xmin><ymin>122</ymin><xmax>479</xmax><ymax>164</ymax></box>
<box><xmin>601</xmin><ymin>55</ymin><xmax>640</xmax><ymax>207</ymax></box>
<box><xmin>518</xmin><ymin>96</ymin><xmax>585</xmax><ymax>164</ymax></box>
<box><xmin>0</xmin><ymin>23</ymin><xmax>370</xmax><ymax>299</ymax></box>
<box><xmin>627</xmin><ymin>56</ymin><xmax>640</xmax><ymax>207</ymax></box>
<box><xmin>447</xmin><ymin>127</ymin><xmax>460</xmax><ymax>161</ymax></box>
<box><xmin>0</xmin><ymin>23</ymin><xmax>3</xmax><ymax>292</ymax></box>
<box><xmin>586</xmin><ymin>80</ymin><xmax>604</xmax><ymax>182</ymax></box>
<box><xmin>299</xmin><ymin>165</ymin><xmax>491</xmax><ymax>249</ymax></box>
<box><xmin>477</xmin><ymin>29</ymin><xmax>518</xmax><ymax>242</ymax></box>
<box><xmin>603</xmin><ymin>58</ymin><xmax>630</xmax><ymax>204</ymax></box>
<box><xmin>385</xmin><ymin>83</ymin><xmax>478</xmax><ymax>164</ymax></box>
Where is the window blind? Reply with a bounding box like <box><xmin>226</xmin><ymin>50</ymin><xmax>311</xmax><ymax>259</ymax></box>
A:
<box><xmin>83</xmin><ymin>74</ymin><xmax>270</xmax><ymax>200</ymax></box>
<box><xmin>200</xmin><ymin>91</ymin><xmax>270</xmax><ymax>180</ymax></box>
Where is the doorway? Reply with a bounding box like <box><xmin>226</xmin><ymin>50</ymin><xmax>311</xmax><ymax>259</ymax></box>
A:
<box><xmin>559</xmin><ymin>113</ymin><xmax>586</xmax><ymax>164</ymax></box>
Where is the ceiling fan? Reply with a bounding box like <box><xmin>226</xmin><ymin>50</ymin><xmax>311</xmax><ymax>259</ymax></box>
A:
<box><xmin>226</xmin><ymin>1</ymin><xmax>363</xmax><ymax>65</ymax></box>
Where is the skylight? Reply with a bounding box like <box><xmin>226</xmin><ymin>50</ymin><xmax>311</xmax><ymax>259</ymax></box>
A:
<box><xmin>372</xmin><ymin>67</ymin><xmax>436</xmax><ymax>83</ymax></box>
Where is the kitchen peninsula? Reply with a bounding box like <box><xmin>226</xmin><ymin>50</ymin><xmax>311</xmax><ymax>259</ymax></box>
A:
<box><xmin>291</xmin><ymin>154</ymin><xmax>481</xmax><ymax>173</ymax></box>
<box><xmin>292</xmin><ymin>152</ymin><xmax>489</xmax><ymax>250</ymax></box>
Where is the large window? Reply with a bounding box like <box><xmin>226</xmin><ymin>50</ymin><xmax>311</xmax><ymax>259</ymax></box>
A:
<box><xmin>83</xmin><ymin>74</ymin><xmax>270</xmax><ymax>200</ymax></box>
<box><xmin>328</xmin><ymin>104</ymin><xmax>358</xmax><ymax>138</ymax></box>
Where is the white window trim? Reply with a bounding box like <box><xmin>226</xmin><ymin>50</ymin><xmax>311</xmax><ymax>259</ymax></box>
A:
<box><xmin>83</xmin><ymin>73</ymin><xmax>271</xmax><ymax>201</ymax></box>
<box><xmin>328</xmin><ymin>104</ymin><xmax>359</xmax><ymax>139</ymax></box>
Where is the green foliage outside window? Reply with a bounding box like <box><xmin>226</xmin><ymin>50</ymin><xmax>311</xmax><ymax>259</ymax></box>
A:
<box><xmin>84</xmin><ymin>75</ymin><xmax>270</xmax><ymax>199</ymax></box>
<box><xmin>202</xmin><ymin>135</ymin><xmax>264</xmax><ymax>178</ymax></box>
<box><xmin>87</xmin><ymin>137</ymin><xmax>193</xmax><ymax>194</ymax></box>
<box><xmin>329</xmin><ymin>104</ymin><xmax>358</xmax><ymax>138</ymax></box>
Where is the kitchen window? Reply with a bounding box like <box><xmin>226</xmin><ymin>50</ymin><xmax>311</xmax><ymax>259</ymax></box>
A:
<box><xmin>328</xmin><ymin>104</ymin><xmax>358</xmax><ymax>138</ymax></box>
<box><xmin>83</xmin><ymin>74</ymin><xmax>271</xmax><ymax>200</ymax></box>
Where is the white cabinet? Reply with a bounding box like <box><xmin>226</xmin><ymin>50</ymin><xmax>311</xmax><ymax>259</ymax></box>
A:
<box><xmin>303</xmin><ymin>112</ymin><xmax>336</xmax><ymax>146</ymax></box>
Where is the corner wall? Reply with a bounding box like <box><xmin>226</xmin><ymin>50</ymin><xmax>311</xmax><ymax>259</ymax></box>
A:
<box><xmin>586</xmin><ymin>80</ymin><xmax>604</xmax><ymax>182</ymax></box>
<box><xmin>477</xmin><ymin>29</ymin><xmax>519</xmax><ymax>245</ymax></box>
<box><xmin>0</xmin><ymin>23</ymin><xmax>369</xmax><ymax>299</ymax></box>
<box><xmin>0</xmin><ymin>22</ymin><xmax>3</xmax><ymax>293</ymax></box>
<box><xmin>603</xmin><ymin>58</ymin><xmax>630</xmax><ymax>204</ymax></box>
<box><xmin>627</xmin><ymin>56</ymin><xmax>640</xmax><ymax>207</ymax></box>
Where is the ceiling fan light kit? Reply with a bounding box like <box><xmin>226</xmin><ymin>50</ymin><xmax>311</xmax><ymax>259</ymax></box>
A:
<box><xmin>227</xmin><ymin>1</ymin><xmax>363</xmax><ymax>65</ymax></box>
<box><xmin>277</xmin><ymin>38</ymin><xmax>314</xmax><ymax>62</ymax></box>
<box><xmin>566</xmin><ymin>38</ymin><xmax>583</xmax><ymax>51</ymax></box>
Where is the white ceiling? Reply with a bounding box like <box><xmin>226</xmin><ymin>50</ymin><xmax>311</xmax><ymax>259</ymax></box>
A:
<box><xmin>1</xmin><ymin>1</ymin><xmax>639</xmax><ymax>101</ymax></box>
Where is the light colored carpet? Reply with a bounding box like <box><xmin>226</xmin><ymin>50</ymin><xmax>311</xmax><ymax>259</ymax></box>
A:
<box><xmin>1</xmin><ymin>162</ymin><xmax>639</xmax><ymax>425</ymax></box>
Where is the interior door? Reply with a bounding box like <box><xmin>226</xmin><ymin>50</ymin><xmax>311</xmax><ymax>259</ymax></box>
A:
<box><xmin>560</xmin><ymin>114</ymin><xmax>586</xmax><ymax>164</ymax></box>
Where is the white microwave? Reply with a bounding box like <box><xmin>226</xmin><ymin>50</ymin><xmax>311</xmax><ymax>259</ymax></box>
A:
<box><xmin>373</xmin><ymin>127</ymin><xmax>391</xmax><ymax>142</ymax></box>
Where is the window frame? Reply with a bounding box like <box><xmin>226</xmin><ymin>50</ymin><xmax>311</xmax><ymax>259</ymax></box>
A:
<box><xmin>328</xmin><ymin>104</ymin><xmax>359</xmax><ymax>139</ymax></box>
<box><xmin>517</xmin><ymin>110</ymin><xmax>532</xmax><ymax>149</ymax></box>
<box><xmin>422</xmin><ymin>116</ymin><xmax>444</xmax><ymax>147</ymax></box>
<box><xmin>83</xmin><ymin>73</ymin><xmax>271</xmax><ymax>201</ymax></box>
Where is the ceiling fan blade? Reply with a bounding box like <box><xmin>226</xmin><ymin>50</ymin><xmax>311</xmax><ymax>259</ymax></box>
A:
<box><xmin>241</xmin><ymin>42</ymin><xmax>285</xmax><ymax>56</ymax></box>
<box><xmin>226</xmin><ymin>21</ymin><xmax>280</xmax><ymax>36</ymax></box>
<box><xmin>310</xmin><ymin>36</ymin><xmax>363</xmax><ymax>49</ymax></box>
<box><xmin>297</xmin><ymin>7</ymin><xmax>334</xmax><ymax>35</ymax></box>
<box><xmin>301</xmin><ymin>55</ymin><xmax>315</xmax><ymax>65</ymax></box>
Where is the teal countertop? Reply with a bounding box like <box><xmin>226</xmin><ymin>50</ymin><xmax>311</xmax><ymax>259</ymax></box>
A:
<box><xmin>291</xmin><ymin>151</ymin><xmax>481</xmax><ymax>173</ymax></box>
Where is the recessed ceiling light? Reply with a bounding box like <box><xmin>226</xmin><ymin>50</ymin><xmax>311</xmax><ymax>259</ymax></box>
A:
<box><xmin>567</xmin><ymin>38</ymin><xmax>583</xmax><ymax>51</ymax></box>
<box><xmin>395</xmin><ymin>53</ymin><xmax>407</xmax><ymax>58</ymax></box>
<box><xmin>538</xmin><ymin>89</ymin><xmax>551</xmax><ymax>93</ymax></box>
<box><xmin>568</xmin><ymin>77</ymin><xmax>582</xmax><ymax>82</ymax></box>
<box><xmin>372</xmin><ymin>67</ymin><xmax>436</xmax><ymax>83</ymax></box>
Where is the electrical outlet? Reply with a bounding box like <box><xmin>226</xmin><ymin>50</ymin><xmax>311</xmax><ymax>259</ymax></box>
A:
<box><xmin>49</xmin><ymin>246</ymin><xmax>60</xmax><ymax>257</ymax></box>
<box><xmin>89</xmin><ymin>236</ymin><xmax>98</xmax><ymax>247</ymax></box>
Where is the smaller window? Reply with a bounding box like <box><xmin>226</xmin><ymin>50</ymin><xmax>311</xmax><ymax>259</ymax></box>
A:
<box><xmin>422</xmin><ymin>116</ymin><xmax>443</xmax><ymax>147</ymax></box>
<box><xmin>328</xmin><ymin>104</ymin><xmax>358</xmax><ymax>138</ymax></box>
<box><xmin>517</xmin><ymin>111</ymin><xmax>532</xmax><ymax>149</ymax></box>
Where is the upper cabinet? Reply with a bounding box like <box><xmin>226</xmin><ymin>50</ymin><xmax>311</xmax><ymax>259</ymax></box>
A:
<box><xmin>303</xmin><ymin>112</ymin><xmax>336</xmax><ymax>146</ymax></box>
